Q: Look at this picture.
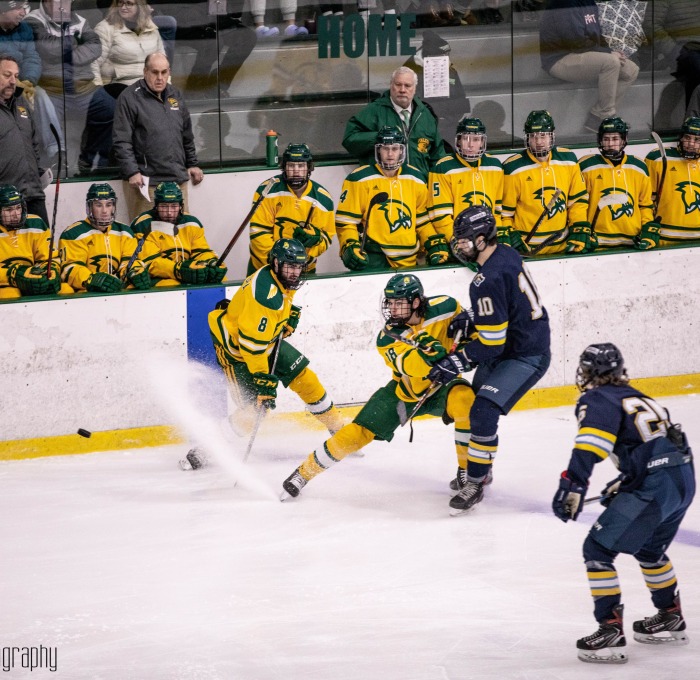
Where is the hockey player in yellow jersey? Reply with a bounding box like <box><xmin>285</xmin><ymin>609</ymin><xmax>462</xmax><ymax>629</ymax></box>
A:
<box><xmin>132</xmin><ymin>182</ymin><xmax>227</xmax><ymax>287</ymax></box>
<box><xmin>336</xmin><ymin>126</ymin><xmax>449</xmax><ymax>270</ymax></box>
<box><xmin>645</xmin><ymin>117</ymin><xmax>700</xmax><ymax>245</ymax></box>
<box><xmin>198</xmin><ymin>238</ymin><xmax>345</xmax><ymax>468</ymax></box>
<box><xmin>502</xmin><ymin>110</ymin><xmax>591</xmax><ymax>256</ymax></box>
<box><xmin>60</xmin><ymin>183</ymin><xmax>152</xmax><ymax>294</ymax></box>
<box><xmin>248</xmin><ymin>143</ymin><xmax>335</xmax><ymax>275</ymax></box>
<box><xmin>280</xmin><ymin>272</ymin><xmax>475</xmax><ymax>504</ymax></box>
<box><xmin>579</xmin><ymin>118</ymin><xmax>658</xmax><ymax>250</ymax></box>
<box><xmin>428</xmin><ymin>117</ymin><xmax>504</xmax><ymax>246</ymax></box>
<box><xmin>0</xmin><ymin>184</ymin><xmax>65</xmax><ymax>299</ymax></box>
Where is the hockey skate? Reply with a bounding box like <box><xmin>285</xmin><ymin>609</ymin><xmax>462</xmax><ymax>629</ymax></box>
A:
<box><xmin>576</xmin><ymin>605</ymin><xmax>628</xmax><ymax>664</ymax></box>
<box><xmin>449</xmin><ymin>467</ymin><xmax>492</xmax><ymax>491</ymax></box>
<box><xmin>179</xmin><ymin>448</ymin><xmax>207</xmax><ymax>471</ymax></box>
<box><xmin>633</xmin><ymin>595</ymin><xmax>689</xmax><ymax>646</ymax></box>
<box><xmin>448</xmin><ymin>479</ymin><xmax>484</xmax><ymax>515</ymax></box>
<box><xmin>280</xmin><ymin>468</ymin><xmax>308</xmax><ymax>501</ymax></box>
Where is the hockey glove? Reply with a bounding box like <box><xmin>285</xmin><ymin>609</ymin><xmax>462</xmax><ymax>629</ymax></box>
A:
<box><xmin>447</xmin><ymin>310</ymin><xmax>476</xmax><ymax>340</ymax></box>
<box><xmin>496</xmin><ymin>225</ymin><xmax>511</xmax><ymax>246</ymax></box>
<box><xmin>251</xmin><ymin>372</ymin><xmax>278</xmax><ymax>410</ymax></box>
<box><xmin>125</xmin><ymin>263</ymin><xmax>152</xmax><ymax>290</ymax></box>
<box><xmin>600</xmin><ymin>474</ymin><xmax>625</xmax><ymax>507</ymax></box>
<box><xmin>174</xmin><ymin>258</ymin><xmax>209</xmax><ymax>285</ymax></box>
<box><xmin>283</xmin><ymin>304</ymin><xmax>302</xmax><ymax>338</ymax></box>
<box><xmin>85</xmin><ymin>271</ymin><xmax>124</xmax><ymax>294</ymax></box>
<box><xmin>340</xmin><ymin>239</ymin><xmax>368</xmax><ymax>271</ymax></box>
<box><xmin>634</xmin><ymin>222</ymin><xmax>660</xmax><ymax>250</ymax></box>
<box><xmin>509</xmin><ymin>229</ymin><xmax>530</xmax><ymax>254</ymax></box>
<box><xmin>425</xmin><ymin>233</ymin><xmax>450</xmax><ymax>266</ymax></box>
<box><xmin>293</xmin><ymin>223</ymin><xmax>324</xmax><ymax>248</ymax></box>
<box><xmin>552</xmin><ymin>471</ymin><xmax>586</xmax><ymax>522</ymax></box>
<box><xmin>413</xmin><ymin>330</ymin><xmax>447</xmax><ymax>364</ymax></box>
<box><xmin>201</xmin><ymin>258</ymin><xmax>227</xmax><ymax>284</ymax></box>
<box><xmin>565</xmin><ymin>223</ymin><xmax>594</xmax><ymax>254</ymax></box>
<box><xmin>427</xmin><ymin>349</ymin><xmax>473</xmax><ymax>384</ymax></box>
<box><xmin>7</xmin><ymin>263</ymin><xmax>59</xmax><ymax>296</ymax></box>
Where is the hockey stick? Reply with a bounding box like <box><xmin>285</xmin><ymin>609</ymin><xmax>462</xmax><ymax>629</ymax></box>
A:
<box><xmin>528</xmin><ymin>192</ymin><xmax>627</xmax><ymax>257</ymax></box>
<box><xmin>650</xmin><ymin>131</ymin><xmax>667</xmax><ymax>219</ymax></box>
<box><xmin>44</xmin><ymin>123</ymin><xmax>62</xmax><ymax>276</ymax></box>
<box><xmin>522</xmin><ymin>188</ymin><xmax>564</xmax><ymax>247</ymax></box>
<box><xmin>360</xmin><ymin>191</ymin><xmax>389</xmax><ymax>253</ymax></box>
<box><xmin>215</xmin><ymin>177</ymin><xmax>278</xmax><ymax>267</ymax></box>
<box><xmin>583</xmin><ymin>494</ymin><xmax>606</xmax><ymax>505</ymax></box>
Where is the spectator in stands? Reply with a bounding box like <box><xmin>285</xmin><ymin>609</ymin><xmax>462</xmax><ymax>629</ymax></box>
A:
<box><xmin>251</xmin><ymin>0</ymin><xmax>308</xmax><ymax>37</ymax></box>
<box><xmin>112</xmin><ymin>52</ymin><xmax>203</xmax><ymax>221</ymax></box>
<box><xmin>343</xmin><ymin>66</ymin><xmax>446</xmax><ymax>181</ymax></box>
<box><xmin>539</xmin><ymin>0</ymin><xmax>639</xmax><ymax>133</ymax></box>
<box><xmin>26</xmin><ymin>0</ymin><xmax>101</xmax><ymax>176</ymax></box>
<box><xmin>0</xmin><ymin>54</ymin><xmax>48</xmax><ymax>224</ymax></box>
<box><xmin>79</xmin><ymin>0</ymin><xmax>163</xmax><ymax>174</ymax></box>
<box><xmin>0</xmin><ymin>1</ymin><xmax>41</xmax><ymax>87</ymax></box>
<box><xmin>130</xmin><ymin>181</ymin><xmax>227</xmax><ymax>287</ymax></box>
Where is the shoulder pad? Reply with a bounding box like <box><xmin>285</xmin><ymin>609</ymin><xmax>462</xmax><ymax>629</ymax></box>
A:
<box><xmin>253</xmin><ymin>267</ymin><xmax>284</xmax><ymax>310</ymax></box>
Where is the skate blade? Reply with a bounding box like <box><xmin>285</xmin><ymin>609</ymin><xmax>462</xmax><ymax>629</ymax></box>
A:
<box><xmin>179</xmin><ymin>458</ymin><xmax>193</xmax><ymax>471</ymax></box>
<box><xmin>349</xmin><ymin>450</ymin><xmax>365</xmax><ymax>458</ymax></box>
<box><xmin>633</xmin><ymin>631</ymin><xmax>689</xmax><ymax>646</ymax></box>
<box><xmin>449</xmin><ymin>504</ymin><xmax>478</xmax><ymax>517</ymax></box>
<box><xmin>280</xmin><ymin>490</ymin><xmax>297</xmax><ymax>502</ymax></box>
<box><xmin>577</xmin><ymin>648</ymin><xmax>628</xmax><ymax>664</ymax></box>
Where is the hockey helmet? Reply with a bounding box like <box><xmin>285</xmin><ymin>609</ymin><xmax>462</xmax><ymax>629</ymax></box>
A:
<box><xmin>451</xmin><ymin>205</ymin><xmax>497</xmax><ymax>263</ymax></box>
<box><xmin>597</xmin><ymin>117</ymin><xmax>629</xmax><ymax>161</ymax></box>
<box><xmin>269</xmin><ymin>237</ymin><xmax>308</xmax><ymax>290</ymax></box>
<box><xmin>153</xmin><ymin>181</ymin><xmax>183</xmax><ymax>223</ymax></box>
<box><xmin>382</xmin><ymin>273</ymin><xmax>425</xmax><ymax>326</ymax></box>
<box><xmin>281</xmin><ymin>143</ymin><xmax>314</xmax><ymax>189</ymax></box>
<box><xmin>455</xmin><ymin>116</ymin><xmax>487</xmax><ymax>161</ymax></box>
<box><xmin>524</xmin><ymin>110</ymin><xmax>555</xmax><ymax>159</ymax></box>
<box><xmin>86</xmin><ymin>182</ymin><xmax>117</xmax><ymax>229</ymax></box>
<box><xmin>0</xmin><ymin>184</ymin><xmax>26</xmax><ymax>229</ymax></box>
<box><xmin>678</xmin><ymin>116</ymin><xmax>700</xmax><ymax>160</ymax></box>
<box><xmin>375</xmin><ymin>126</ymin><xmax>406</xmax><ymax>171</ymax></box>
<box><xmin>576</xmin><ymin>342</ymin><xmax>627</xmax><ymax>391</ymax></box>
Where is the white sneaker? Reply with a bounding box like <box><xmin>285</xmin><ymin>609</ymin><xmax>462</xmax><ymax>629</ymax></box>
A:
<box><xmin>256</xmin><ymin>25</ymin><xmax>279</xmax><ymax>37</ymax></box>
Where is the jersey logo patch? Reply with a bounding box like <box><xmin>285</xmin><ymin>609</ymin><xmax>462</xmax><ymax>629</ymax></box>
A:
<box><xmin>168</xmin><ymin>97</ymin><xmax>180</xmax><ymax>110</ymax></box>
<box><xmin>601</xmin><ymin>189</ymin><xmax>634</xmax><ymax>220</ymax></box>
<box><xmin>675</xmin><ymin>181</ymin><xmax>700</xmax><ymax>214</ymax></box>
<box><xmin>17</xmin><ymin>106</ymin><xmax>28</xmax><ymax>118</ymax></box>
<box><xmin>533</xmin><ymin>188</ymin><xmax>566</xmax><ymax>217</ymax></box>
<box><xmin>417</xmin><ymin>138</ymin><xmax>430</xmax><ymax>154</ymax></box>
<box><xmin>460</xmin><ymin>191</ymin><xmax>494</xmax><ymax>210</ymax></box>
<box><xmin>267</xmin><ymin>284</ymin><xmax>279</xmax><ymax>299</ymax></box>
<box><xmin>378</xmin><ymin>201</ymin><xmax>413</xmax><ymax>233</ymax></box>
<box><xmin>473</xmin><ymin>273</ymin><xmax>485</xmax><ymax>287</ymax></box>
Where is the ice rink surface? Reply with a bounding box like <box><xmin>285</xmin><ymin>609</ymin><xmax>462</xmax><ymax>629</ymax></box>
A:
<box><xmin>2</xmin><ymin>395</ymin><xmax>699</xmax><ymax>679</ymax></box>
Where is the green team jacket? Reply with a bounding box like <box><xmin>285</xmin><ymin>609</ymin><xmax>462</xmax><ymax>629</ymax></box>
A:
<box><xmin>342</xmin><ymin>91</ymin><xmax>446</xmax><ymax>181</ymax></box>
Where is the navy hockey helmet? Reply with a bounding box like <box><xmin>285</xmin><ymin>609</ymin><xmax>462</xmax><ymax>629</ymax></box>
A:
<box><xmin>269</xmin><ymin>237</ymin><xmax>308</xmax><ymax>290</ymax></box>
<box><xmin>678</xmin><ymin>116</ymin><xmax>700</xmax><ymax>160</ymax></box>
<box><xmin>597</xmin><ymin>117</ymin><xmax>629</xmax><ymax>161</ymax></box>
<box><xmin>524</xmin><ymin>110</ymin><xmax>555</xmax><ymax>159</ymax></box>
<box><xmin>382</xmin><ymin>273</ymin><xmax>426</xmax><ymax>326</ymax></box>
<box><xmin>455</xmin><ymin>116</ymin><xmax>487</xmax><ymax>161</ymax></box>
<box><xmin>576</xmin><ymin>342</ymin><xmax>627</xmax><ymax>391</ymax></box>
<box><xmin>86</xmin><ymin>182</ymin><xmax>117</xmax><ymax>228</ymax></box>
<box><xmin>451</xmin><ymin>205</ymin><xmax>497</xmax><ymax>263</ymax></box>
<box><xmin>281</xmin><ymin>143</ymin><xmax>314</xmax><ymax>189</ymax></box>
<box><xmin>0</xmin><ymin>183</ymin><xmax>26</xmax><ymax>229</ymax></box>
<box><xmin>375</xmin><ymin>125</ymin><xmax>406</xmax><ymax>171</ymax></box>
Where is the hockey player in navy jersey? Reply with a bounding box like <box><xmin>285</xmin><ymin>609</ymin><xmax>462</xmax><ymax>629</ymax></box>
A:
<box><xmin>552</xmin><ymin>343</ymin><xmax>695</xmax><ymax>665</ymax></box>
<box><xmin>427</xmin><ymin>205</ymin><xmax>551</xmax><ymax>514</ymax></box>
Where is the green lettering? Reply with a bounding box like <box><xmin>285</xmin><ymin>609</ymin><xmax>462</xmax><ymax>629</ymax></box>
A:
<box><xmin>399</xmin><ymin>15</ymin><xmax>416</xmax><ymax>56</ymax></box>
<box><xmin>343</xmin><ymin>14</ymin><xmax>365</xmax><ymax>58</ymax></box>
<box><xmin>367</xmin><ymin>14</ymin><xmax>396</xmax><ymax>57</ymax></box>
<box><xmin>317</xmin><ymin>14</ymin><xmax>341</xmax><ymax>58</ymax></box>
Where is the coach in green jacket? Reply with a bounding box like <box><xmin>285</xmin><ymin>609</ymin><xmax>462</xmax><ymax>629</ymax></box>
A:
<box><xmin>342</xmin><ymin>66</ymin><xmax>447</xmax><ymax>180</ymax></box>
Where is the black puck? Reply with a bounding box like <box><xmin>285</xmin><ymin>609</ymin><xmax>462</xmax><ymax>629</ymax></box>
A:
<box><xmin>77</xmin><ymin>428</ymin><xmax>92</xmax><ymax>438</ymax></box>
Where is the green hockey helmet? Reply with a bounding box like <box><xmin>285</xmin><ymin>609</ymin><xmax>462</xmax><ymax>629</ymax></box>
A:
<box><xmin>268</xmin><ymin>237</ymin><xmax>308</xmax><ymax>290</ymax></box>
<box><xmin>375</xmin><ymin>125</ymin><xmax>406</xmax><ymax>171</ymax></box>
<box><xmin>382</xmin><ymin>273</ymin><xmax>426</xmax><ymax>326</ymax></box>
<box><xmin>86</xmin><ymin>183</ymin><xmax>117</xmax><ymax>228</ymax></box>
<box><xmin>678</xmin><ymin>116</ymin><xmax>700</xmax><ymax>159</ymax></box>
<box><xmin>597</xmin><ymin>117</ymin><xmax>629</xmax><ymax>161</ymax></box>
<box><xmin>153</xmin><ymin>181</ymin><xmax>183</xmax><ymax>223</ymax></box>
<box><xmin>0</xmin><ymin>184</ymin><xmax>26</xmax><ymax>229</ymax></box>
<box><xmin>456</xmin><ymin>116</ymin><xmax>487</xmax><ymax>161</ymax></box>
<box><xmin>280</xmin><ymin>143</ymin><xmax>313</xmax><ymax>189</ymax></box>
<box><xmin>524</xmin><ymin>110</ymin><xmax>555</xmax><ymax>159</ymax></box>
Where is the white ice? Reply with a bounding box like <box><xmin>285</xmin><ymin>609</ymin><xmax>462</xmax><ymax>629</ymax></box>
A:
<box><xmin>2</xmin><ymin>395</ymin><xmax>699</xmax><ymax>679</ymax></box>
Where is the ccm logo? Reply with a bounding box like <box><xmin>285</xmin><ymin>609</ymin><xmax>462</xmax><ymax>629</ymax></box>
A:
<box><xmin>648</xmin><ymin>457</ymin><xmax>669</xmax><ymax>468</ymax></box>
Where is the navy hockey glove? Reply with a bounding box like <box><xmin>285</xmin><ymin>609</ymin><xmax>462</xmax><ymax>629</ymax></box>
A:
<box><xmin>427</xmin><ymin>349</ymin><xmax>472</xmax><ymax>384</ymax></box>
<box><xmin>340</xmin><ymin>239</ymin><xmax>368</xmax><ymax>271</ymax></box>
<box><xmin>293</xmin><ymin>223</ymin><xmax>324</xmax><ymax>248</ymax></box>
<box><xmin>425</xmin><ymin>233</ymin><xmax>450</xmax><ymax>266</ymax></box>
<box><xmin>125</xmin><ymin>263</ymin><xmax>152</xmax><ymax>290</ymax></box>
<box><xmin>174</xmin><ymin>258</ymin><xmax>209</xmax><ymax>285</ymax></box>
<box><xmin>565</xmin><ymin>223</ymin><xmax>594</xmax><ymax>254</ymax></box>
<box><xmin>201</xmin><ymin>258</ymin><xmax>227</xmax><ymax>284</ymax></box>
<box><xmin>634</xmin><ymin>222</ymin><xmax>660</xmax><ymax>250</ymax></box>
<box><xmin>413</xmin><ymin>330</ymin><xmax>447</xmax><ymax>364</ymax></box>
<box><xmin>447</xmin><ymin>310</ymin><xmax>476</xmax><ymax>340</ymax></box>
<box><xmin>251</xmin><ymin>372</ymin><xmax>278</xmax><ymax>410</ymax></box>
<box><xmin>283</xmin><ymin>304</ymin><xmax>302</xmax><ymax>338</ymax></box>
<box><xmin>552</xmin><ymin>471</ymin><xmax>587</xmax><ymax>522</ymax></box>
<box><xmin>85</xmin><ymin>271</ymin><xmax>124</xmax><ymax>293</ymax></box>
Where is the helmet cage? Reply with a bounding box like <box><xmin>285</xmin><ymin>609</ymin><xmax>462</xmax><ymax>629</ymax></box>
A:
<box><xmin>455</xmin><ymin>117</ymin><xmax>487</xmax><ymax>161</ymax></box>
<box><xmin>381</xmin><ymin>273</ymin><xmax>425</xmax><ymax>326</ymax></box>
<box><xmin>269</xmin><ymin>238</ymin><xmax>308</xmax><ymax>290</ymax></box>
<box><xmin>281</xmin><ymin>144</ymin><xmax>314</xmax><ymax>189</ymax></box>
<box><xmin>678</xmin><ymin>117</ymin><xmax>700</xmax><ymax>160</ymax></box>
<box><xmin>575</xmin><ymin>342</ymin><xmax>627</xmax><ymax>391</ymax></box>
<box><xmin>450</xmin><ymin>206</ymin><xmax>497</xmax><ymax>263</ymax></box>
<box><xmin>0</xmin><ymin>185</ymin><xmax>27</xmax><ymax>229</ymax></box>
<box><xmin>597</xmin><ymin>117</ymin><xmax>629</xmax><ymax>161</ymax></box>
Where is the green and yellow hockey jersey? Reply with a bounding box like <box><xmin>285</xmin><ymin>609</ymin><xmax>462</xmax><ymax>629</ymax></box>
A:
<box><xmin>376</xmin><ymin>294</ymin><xmax>464</xmax><ymax>402</ymax></box>
<box><xmin>335</xmin><ymin>163</ymin><xmax>434</xmax><ymax>268</ymax></box>
<box><xmin>209</xmin><ymin>265</ymin><xmax>296</xmax><ymax>375</ymax></box>
<box><xmin>578</xmin><ymin>153</ymin><xmax>655</xmax><ymax>248</ymax></box>
<box><xmin>249</xmin><ymin>176</ymin><xmax>335</xmax><ymax>273</ymax></box>
<box><xmin>428</xmin><ymin>153</ymin><xmax>504</xmax><ymax>240</ymax></box>
<box><xmin>0</xmin><ymin>215</ymin><xmax>52</xmax><ymax>288</ymax></box>
<box><xmin>502</xmin><ymin>148</ymin><xmax>589</xmax><ymax>255</ymax></box>
<box><xmin>645</xmin><ymin>147</ymin><xmax>700</xmax><ymax>244</ymax></box>
<box><xmin>59</xmin><ymin>218</ymin><xmax>140</xmax><ymax>291</ymax></box>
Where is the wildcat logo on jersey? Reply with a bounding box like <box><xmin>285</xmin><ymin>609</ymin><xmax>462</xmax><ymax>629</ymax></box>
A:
<box><xmin>601</xmin><ymin>189</ymin><xmax>634</xmax><ymax>220</ymax></box>
<box><xmin>459</xmin><ymin>191</ymin><xmax>493</xmax><ymax>210</ymax></box>
<box><xmin>378</xmin><ymin>201</ymin><xmax>413</xmax><ymax>233</ymax></box>
<box><xmin>88</xmin><ymin>253</ymin><xmax>117</xmax><ymax>270</ymax></box>
<box><xmin>675</xmin><ymin>181</ymin><xmax>700</xmax><ymax>214</ymax></box>
<box><xmin>533</xmin><ymin>188</ymin><xmax>566</xmax><ymax>217</ymax></box>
